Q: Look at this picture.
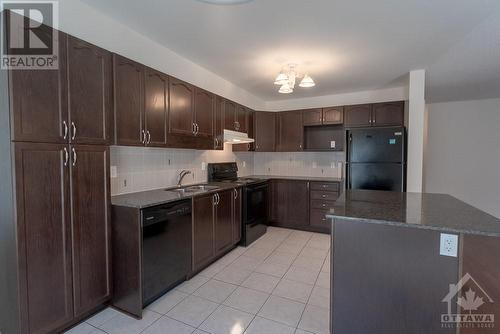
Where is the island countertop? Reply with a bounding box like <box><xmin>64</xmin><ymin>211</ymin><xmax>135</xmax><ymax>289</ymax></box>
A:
<box><xmin>326</xmin><ymin>189</ymin><xmax>500</xmax><ymax>237</ymax></box>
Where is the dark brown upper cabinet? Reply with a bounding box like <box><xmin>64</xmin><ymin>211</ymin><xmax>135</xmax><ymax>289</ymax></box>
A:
<box><xmin>194</xmin><ymin>88</ymin><xmax>215</xmax><ymax>138</ymax></box>
<box><xmin>113</xmin><ymin>55</ymin><xmax>145</xmax><ymax>146</ymax></box>
<box><xmin>67</xmin><ymin>36</ymin><xmax>113</xmax><ymax>145</ymax></box>
<box><xmin>236</xmin><ymin>105</ymin><xmax>248</xmax><ymax>133</ymax></box>
<box><xmin>113</xmin><ymin>56</ymin><xmax>168</xmax><ymax>147</ymax></box>
<box><xmin>144</xmin><ymin>68</ymin><xmax>169</xmax><ymax>146</ymax></box>
<box><xmin>345</xmin><ymin>104</ymin><xmax>373</xmax><ymax>127</ymax></box>
<box><xmin>214</xmin><ymin>96</ymin><xmax>225</xmax><ymax>150</ymax></box>
<box><xmin>303</xmin><ymin>107</ymin><xmax>343</xmax><ymax>126</ymax></box>
<box><xmin>169</xmin><ymin>77</ymin><xmax>195</xmax><ymax>136</ymax></box>
<box><xmin>254</xmin><ymin>111</ymin><xmax>276</xmax><ymax>152</ymax></box>
<box><xmin>345</xmin><ymin>102</ymin><xmax>404</xmax><ymax>127</ymax></box>
<box><xmin>372</xmin><ymin>101</ymin><xmax>405</xmax><ymax>126</ymax></box>
<box><xmin>70</xmin><ymin>145</ymin><xmax>111</xmax><ymax>317</ymax></box>
<box><xmin>233</xmin><ymin>110</ymin><xmax>254</xmax><ymax>152</ymax></box>
<box><xmin>9</xmin><ymin>33</ymin><xmax>112</xmax><ymax>145</ymax></box>
<box><xmin>224</xmin><ymin>100</ymin><xmax>237</xmax><ymax>131</ymax></box>
<box><xmin>9</xmin><ymin>30</ymin><xmax>69</xmax><ymax>144</ymax></box>
<box><xmin>276</xmin><ymin>111</ymin><xmax>303</xmax><ymax>152</ymax></box>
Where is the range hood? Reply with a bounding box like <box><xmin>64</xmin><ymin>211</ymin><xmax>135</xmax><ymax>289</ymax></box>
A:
<box><xmin>223</xmin><ymin>129</ymin><xmax>255</xmax><ymax>144</ymax></box>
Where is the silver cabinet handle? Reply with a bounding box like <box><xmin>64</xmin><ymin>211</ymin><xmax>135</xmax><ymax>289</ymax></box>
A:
<box><xmin>213</xmin><ymin>194</ymin><xmax>217</xmax><ymax>206</ymax></box>
<box><xmin>141</xmin><ymin>130</ymin><xmax>146</xmax><ymax>144</ymax></box>
<box><xmin>71</xmin><ymin>122</ymin><xmax>76</xmax><ymax>140</ymax></box>
<box><xmin>192</xmin><ymin>123</ymin><xmax>196</xmax><ymax>135</ymax></box>
<box><xmin>195</xmin><ymin>123</ymin><xmax>199</xmax><ymax>135</ymax></box>
<box><xmin>147</xmin><ymin>130</ymin><xmax>151</xmax><ymax>144</ymax></box>
<box><xmin>216</xmin><ymin>193</ymin><xmax>220</xmax><ymax>205</ymax></box>
<box><xmin>214</xmin><ymin>137</ymin><xmax>219</xmax><ymax>148</ymax></box>
<box><xmin>63</xmin><ymin>121</ymin><xmax>68</xmax><ymax>140</ymax></box>
<box><xmin>234</xmin><ymin>188</ymin><xmax>238</xmax><ymax>200</ymax></box>
<box><xmin>247</xmin><ymin>143</ymin><xmax>250</xmax><ymax>150</ymax></box>
<box><xmin>72</xmin><ymin>148</ymin><xmax>77</xmax><ymax>166</ymax></box>
<box><xmin>63</xmin><ymin>147</ymin><xmax>69</xmax><ymax>166</ymax></box>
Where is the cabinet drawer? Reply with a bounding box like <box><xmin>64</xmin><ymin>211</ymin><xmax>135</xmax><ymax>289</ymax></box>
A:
<box><xmin>310</xmin><ymin>182</ymin><xmax>340</xmax><ymax>192</ymax></box>
<box><xmin>311</xmin><ymin>200</ymin><xmax>336</xmax><ymax>210</ymax></box>
<box><xmin>310</xmin><ymin>209</ymin><xmax>330</xmax><ymax>227</ymax></box>
<box><xmin>310</xmin><ymin>190</ymin><xmax>339</xmax><ymax>201</ymax></box>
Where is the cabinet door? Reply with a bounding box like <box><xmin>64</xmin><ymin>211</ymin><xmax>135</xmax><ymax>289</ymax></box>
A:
<box><xmin>345</xmin><ymin>104</ymin><xmax>372</xmax><ymax>127</ymax></box>
<box><xmin>302</xmin><ymin>109</ymin><xmax>323</xmax><ymax>126</ymax></box>
<box><xmin>277</xmin><ymin>111</ymin><xmax>303</xmax><ymax>152</ymax></box>
<box><xmin>269</xmin><ymin>180</ymin><xmax>287</xmax><ymax>223</ymax></box>
<box><xmin>236</xmin><ymin>105</ymin><xmax>248</xmax><ymax>133</ymax></box>
<box><xmin>323</xmin><ymin>106</ymin><xmax>344</xmax><ymax>125</ymax></box>
<box><xmin>113</xmin><ymin>55</ymin><xmax>144</xmax><ymax>146</ymax></box>
<box><xmin>224</xmin><ymin>100</ymin><xmax>237</xmax><ymax>131</ymax></box>
<box><xmin>233</xmin><ymin>188</ymin><xmax>242</xmax><ymax>244</ymax></box>
<box><xmin>254</xmin><ymin>112</ymin><xmax>276</xmax><ymax>152</ymax></box>
<box><xmin>232</xmin><ymin>110</ymin><xmax>253</xmax><ymax>152</ymax></box>
<box><xmin>214</xmin><ymin>96</ymin><xmax>224</xmax><ymax>150</ymax></box>
<box><xmin>372</xmin><ymin>102</ymin><xmax>404</xmax><ymax>126</ymax></box>
<box><xmin>9</xmin><ymin>29</ymin><xmax>68</xmax><ymax>143</ymax></box>
<box><xmin>14</xmin><ymin>143</ymin><xmax>73</xmax><ymax>334</ymax></box>
<box><xmin>67</xmin><ymin>36</ymin><xmax>112</xmax><ymax>145</ymax></box>
<box><xmin>215</xmin><ymin>191</ymin><xmax>234</xmax><ymax>255</ymax></box>
<box><xmin>144</xmin><ymin>68</ymin><xmax>168</xmax><ymax>146</ymax></box>
<box><xmin>70</xmin><ymin>145</ymin><xmax>111</xmax><ymax>316</ymax></box>
<box><xmin>286</xmin><ymin>181</ymin><xmax>310</xmax><ymax>227</ymax></box>
<box><xmin>194</xmin><ymin>88</ymin><xmax>215</xmax><ymax>138</ymax></box>
<box><xmin>193</xmin><ymin>194</ymin><xmax>215</xmax><ymax>271</ymax></box>
<box><xmin>169</xmin><ymin>78</ymin><xmax>195</xmax><ymax>136</ymax></box>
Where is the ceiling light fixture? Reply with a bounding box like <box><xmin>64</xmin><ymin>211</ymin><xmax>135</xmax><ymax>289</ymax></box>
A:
<box><xmin>274</xmin><ymin>64</ymin><xmax>315</xmax><ymax>94</ymax></box>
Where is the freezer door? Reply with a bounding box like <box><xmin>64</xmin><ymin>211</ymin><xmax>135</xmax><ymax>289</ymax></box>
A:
<box><xmin>348</xmin><ymin>163</ymin><xmax>405</xmax><ymax>192</ymax></box>
<box><xmin>348</xmin><ymin>127</ymin><xmax>405</xmax><ymax>163</ymax></box>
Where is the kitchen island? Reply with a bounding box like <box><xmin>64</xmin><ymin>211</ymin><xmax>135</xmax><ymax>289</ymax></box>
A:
<box><xmin>327</xmin><ymin>190</ymin><xmax>500</xmax><ymax>334</ymax></box>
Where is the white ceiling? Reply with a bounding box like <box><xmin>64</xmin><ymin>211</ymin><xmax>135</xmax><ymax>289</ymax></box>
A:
<box><xmin>81</xmin><ymin>0</ymin><xmax>500</xmax><ymax>103</ymax></box>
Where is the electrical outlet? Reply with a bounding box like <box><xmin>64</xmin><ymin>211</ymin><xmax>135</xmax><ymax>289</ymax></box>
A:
<box><xmin>331</xmin><ymin>162</ymin><xmax>336</xmax><ymax>169</ymax></box>
<box><xmin>242</xmin><ymin>161</ymin><xmax>246</xmax><ymax>167</ymax></box>
<box><xmin>110</xmin><ymin>166</ymin><xmax>117</xmax><ymax>178</ymax></box>
<box><xmin>312</xmin><ymin>162</ymin><xmax>317</xmax><ymax>168</ymax></box>
<box><xmin>201</xmin><ymin>162</ymin><xmax>206</xmax><ymax>171</ymax></box>
<box><xmin>440</xmin><ymin>233</ymin><xmax>458</xmax><ymax>257</ymax></box>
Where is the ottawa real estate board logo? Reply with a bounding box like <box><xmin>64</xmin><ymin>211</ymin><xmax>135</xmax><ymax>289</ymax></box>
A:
<box><xmin>1</xmin><ymin>1</ymin><xmax>59</xmax><ymax>69</ymax></box>
<box><xmin>441</xmin><ymin>273</ymin><xmax>495</xmax><ymax>329</ymax></box>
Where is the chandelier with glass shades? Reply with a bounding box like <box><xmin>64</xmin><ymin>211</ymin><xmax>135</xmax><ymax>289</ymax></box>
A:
<box><xmin>274</xmin><ymin>63</ymin><xmax>315</xmax><ymax>94</ymax></box>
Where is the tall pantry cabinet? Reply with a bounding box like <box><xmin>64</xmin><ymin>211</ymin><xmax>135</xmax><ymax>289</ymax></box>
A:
<box><xmin>1</xmin><ymin>13</ymin><xmax>112</xmax><ymax>334</ymax></box>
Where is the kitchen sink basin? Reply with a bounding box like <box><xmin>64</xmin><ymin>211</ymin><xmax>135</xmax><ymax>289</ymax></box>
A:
<box><xmin>166</xmin><ymin>184</ymin><xmax>220</xmax><ymax>194</ymax></box>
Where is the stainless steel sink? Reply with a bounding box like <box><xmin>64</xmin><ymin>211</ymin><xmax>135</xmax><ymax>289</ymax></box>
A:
<box><xmin>166</xmin><ymin>184</ymin><xmax>220</xmax><ymax>194</ymax></box>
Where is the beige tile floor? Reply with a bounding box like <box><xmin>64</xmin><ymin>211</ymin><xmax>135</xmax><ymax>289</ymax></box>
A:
<box><xmin>65</xmin><ymin>227</ymin><xmax>331</xmax><ymax>334</ymax></box>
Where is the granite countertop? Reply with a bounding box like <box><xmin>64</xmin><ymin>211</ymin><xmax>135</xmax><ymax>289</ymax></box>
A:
<box><xmin>111</xmin><ymin>182</ymin><xmax>243</xmax><ymax>209</ymax></box>
<box><xmin>248</xmin><ymin>175</ymin><xmax>344</xmax><ymax>182</ymax></box>
<box><xmin>327</xmin><ymin>189</ymin><xmax>500</xmax><ymax>237</ymax></box>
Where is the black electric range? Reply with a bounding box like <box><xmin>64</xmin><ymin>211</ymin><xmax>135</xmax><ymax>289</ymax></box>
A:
<box><xmin>208</xmin><ymin>163</ymin><xmax>268</xmax><ymax>246</ymax></box>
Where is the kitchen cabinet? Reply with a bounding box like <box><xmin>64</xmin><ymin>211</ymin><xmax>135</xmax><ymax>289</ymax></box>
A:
<box><xmin>192</xmin><ymin>188</ymin><xmax>242</xmax><ymax>272</ymax></box>
<box><xmin>14</xmin><ymin>142</ymin><xmax>111</xmax><ymax>333</ymax></box>
<box><xmin>14</xmin><ymin>143</ymin><xmax>73</xmax><ymax>334</ymax></box>
<box><xmin>214</xmin><ymin>96</ymin><xmax>225</xmax><ymax>150</ymax></box>
<box><xmin>345</xmin><ymin>102</ymin><xmax>404</xmax><ymax>127</ymax></box>
<box><xmin>67</xmin><ymin>36</ymin><xmax>113</xmax><ymax>145</ymax></box>
<box><xmin>309</xmin><ymin>182</ymin><xmax>340</xmax><ymax>232</ymax></box>
<box><xmin>194</xmin><ymin>87</ymin><xmax>215</xmax><ymax>138</ymax></box>
<box><xmin>70</xmin><ymin>145</ymin><xmax>111</xmax><ymax>317</ymax></box>
<box><xmin>254</xmin><ymin>112</ymin><xmax>276</xmax><ymax>152</ymax></box>
<box><xmin>224</xmin><ymin>100</ymin><xmax>238</xmax><ymax>131</ymax></box>
<box><xmin>233</xmin><ymin>109</ymin><xmax>254</xmax><ymax>152</ymax></box>
<box><xmin>113</xmin><ymin>56</ymin><xmax>168</xmax><ymax>147</ymax></box>
<box><xmin>236</xmin><ymin>105</ymin><xmax>248</xmax><ymax>133</ymax></box>
<box><xmin>169</xmin><ymin>77</ymin><xmax>195</xmax><ymax>136</ymax></box>
<box><xmin>215</xmin><ymin>190</ymin><xmax>234</xmax><ymax>255</ymax></box>
<box><xmin>192</xmin><ymin>194</ymin><xmax>215</xmax><ymax>272</ymax></box>
<box><xmin>9</xmin><ymin>33</ymin><xmax>112</xmax><ymax>145</ymax></box>
<box><xmin>144</xmin><ymin>68</ymin><xmax>168</xmax><ymax>146</ymax></box>
<box><xmin>269</xmin><ymin>180</ymin><xmax>308</xmax><ymax>227</ymax></box>
<box><xmin>276</xmin><ymin>111</ymin><xmax>303</xmax><ymax>152</ymax></box>
<box><xmin>303</xmin><ymin>107</ymin><xmax>343</xmax><ymax>126</ymax></box>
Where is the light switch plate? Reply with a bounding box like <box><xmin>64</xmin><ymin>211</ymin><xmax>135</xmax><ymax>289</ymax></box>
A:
<box><xmin>330</xmin><ymin>141</ymin><xmax>336</xmax><ymax>148</ymax></box>
<box><xmin>440</xmin><ymin>233</ymin><xmax>458</xmax><ymax>257</ymax></box>
<box><xmin>110</xmin><ymin>166</ymin><xmax>117</xmax><ymax>178</ymax></box>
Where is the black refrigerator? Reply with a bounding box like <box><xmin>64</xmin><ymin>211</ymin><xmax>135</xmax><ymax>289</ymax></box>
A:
<box><xmin>346</xmin><ymin>126</ymin><xmax>406</xmax><ymax>192</ymax></box>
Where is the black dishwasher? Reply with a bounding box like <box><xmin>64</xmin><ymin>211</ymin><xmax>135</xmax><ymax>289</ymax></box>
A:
<box><xmin>142</xmin><ymin>200</ymin><xmax>192</xmax><ymax>306</ymax></box>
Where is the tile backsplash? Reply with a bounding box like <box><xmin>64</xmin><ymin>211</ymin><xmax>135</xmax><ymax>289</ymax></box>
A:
<box><xmin>110</xmin><ymin>145</ymin><xmax>345</xmax><ymax>195</ymax></box>
<box><xmin>110</xmin><ymin>144</ymin><xmax>253</xmax><ymax>195</ymax></box>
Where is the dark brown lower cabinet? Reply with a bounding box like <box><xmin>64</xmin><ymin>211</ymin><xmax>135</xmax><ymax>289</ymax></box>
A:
<box><xmin>268</xmin><ymin>180</ymin><xmax>309</xmax><ymax>229</ymax></box>
<box><xmin>192</xmin><ymin>189</ymin><xmax>242</xmax><ymax>273</ymax></box>
<box><xmin>14</xmin><ymin>142</ymin><xmax>111</xmax><ymax>334</ymax></box>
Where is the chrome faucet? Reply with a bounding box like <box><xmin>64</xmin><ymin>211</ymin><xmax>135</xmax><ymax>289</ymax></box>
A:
<box><xmin>177</xmin><ymin>170</ymin><xmax>192</xmax><ymax>187</ymax></box>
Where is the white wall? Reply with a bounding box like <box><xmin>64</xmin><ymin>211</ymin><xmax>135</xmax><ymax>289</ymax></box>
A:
<box><xmin>58</xmin><ymin>0</ymin><xmax>266</xmax><ymax>110</ymax></box>
<box><xmin>424</xmin><ymin>98</ymin><xmax>500</xmax><ymax>218</ymax></box>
